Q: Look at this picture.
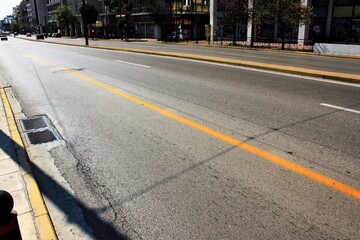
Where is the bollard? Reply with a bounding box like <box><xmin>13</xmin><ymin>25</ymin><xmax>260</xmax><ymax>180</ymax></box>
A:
<box><xmin>0</xmin><ymin>190</ymin><xmax>22</xmax><ymax>240</ymax></box>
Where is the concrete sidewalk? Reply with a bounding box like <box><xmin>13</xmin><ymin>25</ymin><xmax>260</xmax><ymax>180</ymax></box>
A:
<box><xmin>0</xmin><ymin>88</ymin><xmax>57</xmax><ymax>240</ymax></box>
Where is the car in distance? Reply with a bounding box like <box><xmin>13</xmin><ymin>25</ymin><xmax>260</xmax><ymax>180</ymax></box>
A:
<box><xmin>26</xmin><ymin>33</ymin><xmax>32</xmax><ymax>37</ymax></box>
<box><xmin>36</xmin><ymin>34</ymin><xmax>44</xmax><ymax>40</ymax></box>
<box><xmin>0</xmin><ymin>34</ymin><xmax>8</xmax><ymax>41</ymax></box>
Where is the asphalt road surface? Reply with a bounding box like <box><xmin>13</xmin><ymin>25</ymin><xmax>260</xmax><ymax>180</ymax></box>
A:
<box><xmin>0</xmin><ymin>37</ymin><xmax>359</xmax><ymax>239</ymax></box>
<box><xmin>27</xmin><ymin>36</ymin><xmax>360</xmax><ymax>75</ymax></box>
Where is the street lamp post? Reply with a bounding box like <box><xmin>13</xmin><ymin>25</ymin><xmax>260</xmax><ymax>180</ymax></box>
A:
<box><xmin>82</xmin><ymin>0</ymin><xmax>89</xmax><ymax>45</ymax></box>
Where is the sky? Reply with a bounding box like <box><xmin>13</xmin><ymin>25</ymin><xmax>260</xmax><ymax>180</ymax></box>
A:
<box><xmin>0</xmin><ymin>0</ymin><xmax>22</xmax><ymax>20</ymax></box>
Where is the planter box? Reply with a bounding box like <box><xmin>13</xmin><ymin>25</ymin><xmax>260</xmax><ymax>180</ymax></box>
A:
<box><xmin>314</xmin><ymin>43</ymin><xmax>360</xmax><ymax>56</ymax></box>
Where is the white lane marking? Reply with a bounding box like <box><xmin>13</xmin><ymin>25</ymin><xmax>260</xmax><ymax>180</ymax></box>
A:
<box><xmin>94</xmin><ymin>48</ymin><xmax>359</xmax><ymax>87</ymax></box>
<box><xmin>115</xmin><ymin>60</ymin><xmax>150</xmax><ymax>68</ymax></box>
<box><xmin>320</xmin><ymin>103</ymin><xmax>360</xmax><ymax>114</ymax></box>
<box><xmin>118</xmin><ymin>52</ymin><xmax>360</xmax><ymax>88</ymax></box>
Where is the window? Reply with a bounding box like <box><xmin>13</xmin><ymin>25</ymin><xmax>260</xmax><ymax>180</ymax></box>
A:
<box><xmin>334</xmin><ymin>0</ymin><xmax>353</xmax><ymax>6</ymax></box>
<box><xmin>333</xmin><ymin>6</ymin><xmax>353</xmax><ymax>17</ymax></box>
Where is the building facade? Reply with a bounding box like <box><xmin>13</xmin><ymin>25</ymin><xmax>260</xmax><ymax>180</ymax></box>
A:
<box><xmin>37</xmin><ymin>0</ymin><xmax>48</xmax><ymax>33</ymax></box>
<box><xmin>0</xmin><ymin>16</ymin><xmax>14</xmax><ymax>32</ymax></box>
<box><xmin>13</xmin><ymin>0</ymin><xmax>360</xmax><ymax>44</ymax></box>
<box><xmin>210</xmin><ymin>0</ymin><xmax>360</xmax><ymax>45</ymax></box>
<box><xmin>131</xmin><ymin>0</ymin><xmax>210</xmax><ymax>39</ymax></box>
<box><xmin>46</xmin><ymin>0</ymin><xmax>67</xmax><ymax>34</ymax></box>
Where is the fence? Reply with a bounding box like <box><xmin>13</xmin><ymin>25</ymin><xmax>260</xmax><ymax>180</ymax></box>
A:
<box><xmin>180</xmin><ymin>38</ymin><xmax>314</xmax><ymax>51</ymax></box>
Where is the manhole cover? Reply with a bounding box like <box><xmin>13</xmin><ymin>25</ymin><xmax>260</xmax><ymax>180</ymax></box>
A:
<box><xmin>22</xmin><ymin>116</ymin><xmax>48</xmax><ymax>130</ymax></box>
<box><xmin>27</xmin><ymin>130</ymin><xmax>58</xmax><ymax>145</ymax></box>
<box><xmin>21</xmin><ymin>115</ymin><xmax>62</xmax><ymax>145</ymax></box>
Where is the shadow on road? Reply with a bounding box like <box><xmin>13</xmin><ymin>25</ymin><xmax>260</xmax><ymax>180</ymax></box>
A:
<box><xmin>0</xmin><ymin>129</ymin><xmax>127</xmax><ymax>240</ymax></box>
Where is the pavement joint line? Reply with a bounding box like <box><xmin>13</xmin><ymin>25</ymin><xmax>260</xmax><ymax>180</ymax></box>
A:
<box><xmin>17</xmin><ymin>37</ymin><xmax>360</xmax><ymax>84</ymax></box>
<box><xmin>0</xmin><ymin>88</ymin><xmax>58</xmax><ymax>240</ymax></box>
<box><xmin>67</xmin><ymin>69</ymin><xmax>360</xmax><ymax>201</ymax></box>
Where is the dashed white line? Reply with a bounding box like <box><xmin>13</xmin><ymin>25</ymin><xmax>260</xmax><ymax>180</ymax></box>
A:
<box><xmin>115</xmin><ymin>60</ymin><xmax>150</xmax><ymax>68</ymax></box>
<box><xmin>116</xmin><ymin>52</ymin><xmax>360</xmax><ymax>87</ymax></box>
<box><xmin>320</xmin><ymin>103</ymin><xmax>360</xmax><ymax>114</ymax></box>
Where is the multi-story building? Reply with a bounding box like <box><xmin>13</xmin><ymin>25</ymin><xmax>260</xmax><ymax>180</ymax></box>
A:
<box><xmin>130</xmin><ymin>0</ymin><xmax>360</xmax><ymax>44</ymax></box>
<box><xmin>0</xmin><ymin>16</ymin><xmax>14</xmax><ymax>32</ymax></box>
<box><xmin>131</xmin><ymin>0</ymin><xmax>210</xmax><ymax>39</ymax></box>
<box><xmin>47</xmin><ymin>0</ymin><xmax>101</xmax><ymax>36</ymax></box>
<box><xmin>37</xmin><ymin>0</ymin><xmax>48</xmax><ymax>33</ymax></box>
<box><xmin>13</xmin><ymin>1</ymin><xmax>30</xmax><ymax>33</ymax></box>
<box><xmin>26</xmin><ymin>0</ymin><xmax>36</xmax><ymax>31</ymax></box>
<box><xmin>210</xmin><ymin>0</ymin><xmax>360</xmax><ymax>45</ymax></box>
<box><xmin>24</xmin><ymin>0</ymin><xmax>47</xmax><ymax>33</ymax></box>
<box><xmin>46</xmin><ymin>0</ymin><xmax>67</xmax><ymax>33</ymax></box>
<box><xmin>19</xmin><ymin>0</ymin><xmax>359</xmax><ymax>44</ymax></box>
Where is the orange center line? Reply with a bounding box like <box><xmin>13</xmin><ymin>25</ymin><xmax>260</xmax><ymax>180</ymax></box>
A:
<box><xmin>68</xmin><ymin>70</ymin><xmax>360</xmax><ymax>201</ymax></box>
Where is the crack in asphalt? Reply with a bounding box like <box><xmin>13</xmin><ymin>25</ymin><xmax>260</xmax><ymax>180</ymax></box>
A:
<box><xmin>71</xmin><ymin>143</ymin><xmax>142</xmax><ymax>239</ymax></box>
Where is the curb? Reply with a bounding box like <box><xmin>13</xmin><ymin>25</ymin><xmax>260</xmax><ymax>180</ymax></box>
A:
<box><xmin>0</xmin><ymin>88</ymin><xmax>58</xmax><ymax>240</ymax></box>
<box><xmin>176</xmin><ymin>41</ymin><xmax>360</xmax><ymax>60</ymax></box>
<box><xmin>17</xmin><ymin>37</ymin><xmax>360</xmax><ymax>84</ymax></box>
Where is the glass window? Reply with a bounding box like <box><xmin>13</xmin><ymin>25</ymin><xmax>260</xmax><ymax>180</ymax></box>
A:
<box><xmin>333</xmin><ymin>6</ymin><xmax>353</xmax><ymax>17</ymax></box>
<box><xmin>355</xmin><ymin>6</ymin><xmax>360</xmax><ymax>17</ymax></box>
<box><xmin>313</xmin><ymin>0</ymin><xmax>328</xmax><ymax>6</ymax></box>
<box><xmin>350</xmin><ymin>19</ymin><xmax>360</xmax><ymax>42</ymax></box>
<box><xmin>331</xmin><ymin>18</ymin><xmax>352</xmax><ymax>41</ymax></box>
<box><xmin>334</xmin><ymin>0</ymin><xmax>353</xmax><ymax>6</ymax></box>
<box><xmin>314</xmin><ymin>6</ymin><xmax>327</xmax><ymax>17</ymax></box>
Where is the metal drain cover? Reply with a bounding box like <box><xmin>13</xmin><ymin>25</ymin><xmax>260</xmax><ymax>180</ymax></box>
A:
<box><xmin>22</xmin><ymin>116</ymin><xmax>47</xmax><ymax>130</ymax></box>
<box><xmin>21</xmin><ymin>115</ymin><xmax>61</xmax><ymax>145</ymax></box>
<box><xmin>27</xmin><ymin>129</ymin><xmax>58</xmax><ymax>145</ymax></box>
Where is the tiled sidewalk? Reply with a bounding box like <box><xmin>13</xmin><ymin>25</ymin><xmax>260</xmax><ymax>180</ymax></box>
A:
<box><xmin>0</xmin><ymin>89</ymin><xmax>37</xmax><ymax>239</ymax></box>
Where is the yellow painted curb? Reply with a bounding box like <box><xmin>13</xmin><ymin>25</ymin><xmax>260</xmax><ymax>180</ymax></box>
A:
<box><xmin>0</xmin><ymin>88</ymin><xmax>58</xmax><ymax>240</ymax></box>
<box><xmin>92</xmin><ymin>46</ymin><xmax>360</xmax><ymax>83</ymax></box>
<box><xmin>18</xmin><ymin>37</ymin><xmax>360</xmax><ymax>83</ymax></box>
<box><xmin>181</xmin><ymin>42</ymin><xmax>360</xmax><ymax>60</ymax></box>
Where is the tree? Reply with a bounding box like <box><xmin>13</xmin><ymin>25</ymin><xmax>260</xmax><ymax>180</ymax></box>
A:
<box><xmin>107</xmin><ymin>0</ymin><xmax>133</xmax><ymax>13</ymax></box>
<box><xmin>14</xmin><ymin>0</ymin><xmax>30</xmax><ymax>33</ymax></box>
<box><xmin>255</xmin><ymin>0</ymin><xmax>312</xmax><ymax>50</ymax></box>
<box><xmin>220</xmin><ymin>0</ymin><xmax>250</xmax><ymax>44</ymax></box>
<box><xmin>80</xmin><ymin>4</ymin><xmax>99</xmax><ymax>26</ymax></box>
<box><xmin>56</xmin><ymin>5</ymin><xmax>74</xmax><ymax>35</ymax></box>
<box><xmin>146</xmin><ymin>0</ymin><xmax>172</xmax><ymax>41</ymax></box>
<box><xmin>105</xmin><ymin>0</ymin><xmax>133</xmax><ymax>39</ymax></box>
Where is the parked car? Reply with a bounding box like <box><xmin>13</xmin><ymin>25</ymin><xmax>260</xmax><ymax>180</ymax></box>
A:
<box><xmin>0</xmin><ymin>35</ymin><xmax>8</xmax><ymax>41</ymax></box>
<box><xmin>167</xmin><ymin>32</ymin><xmax>179</xmax><ymax>42</ymax></box>
<box><xmin>13</xmin><ymin>32</ymin><xmax>18</xmax><ymax>36</ymax></box>
<box><xmin>36</xmin><ymin>34</ymin><xmax>44</xmax><ymax>40</ymax></box>
<box><xmin>26</xmin><ymin>33</ymin><xmax>32</xmax><ymax>37</ymax></box>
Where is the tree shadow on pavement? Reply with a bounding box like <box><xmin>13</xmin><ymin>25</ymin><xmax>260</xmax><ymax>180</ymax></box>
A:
<box><xmin>0</xmin><ymin>129</ymin><xmax>127</xmax><ymax>240</ymax></box>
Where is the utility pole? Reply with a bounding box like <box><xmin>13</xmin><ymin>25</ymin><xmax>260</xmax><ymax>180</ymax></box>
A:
<box><xmin>82</xmin><ymin>0</ymin><xmax>89</xmax><ymax>45</ymax></box>
<box><xmin>250</xmin><ymin>0</ymin><xmax>255</xmax><ymax>48</ymax></box>
<box><xmin>33</xmin><ymin>0</ymin><xmax>39</xmax><ymax>33</ymax></box>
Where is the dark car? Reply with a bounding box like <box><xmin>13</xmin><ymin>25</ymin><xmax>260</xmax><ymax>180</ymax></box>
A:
<box><xmin>0</xmin><ymin>35</ymin><xmax>8</xmax><ymax>41</ymax></box>
<box><xmin>36</xmin><ymin>34</ymin><xmax>45</xmax><ymax>40</ymax></box>
<box><xmin>167</xmin><ymin>32</ymin><xmax>179</xmax><ymax>42</ymax></box>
